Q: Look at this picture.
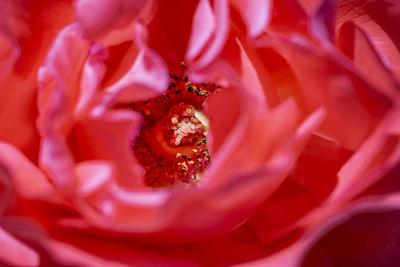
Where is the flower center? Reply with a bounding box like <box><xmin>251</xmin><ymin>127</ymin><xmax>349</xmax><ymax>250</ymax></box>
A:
<box><xmin>130</xmin><ymin>65</ymin><xmax>220</xmax><ymax>187</ymax></box>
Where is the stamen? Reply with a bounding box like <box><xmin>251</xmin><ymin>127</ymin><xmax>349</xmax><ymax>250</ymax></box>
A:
<box><xmin>129</xmin><ymin>65</ymin><xmax>220</xmax><ymax>187</ymax></box>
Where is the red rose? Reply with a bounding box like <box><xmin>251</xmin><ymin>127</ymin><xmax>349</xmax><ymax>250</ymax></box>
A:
<box><xmin>0</xmin><ymin>0</ymin><xmax>399</xmax><ymax>266</ymax></box>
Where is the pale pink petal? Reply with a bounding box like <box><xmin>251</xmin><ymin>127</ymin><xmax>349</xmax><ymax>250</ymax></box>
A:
<box><xmin>37</xmin><ymin>24</ymin><xmax>90</xmax><ymax>135</ymax></box>
<box><xmin>75</xmin><ymin>0</ymin><xmax>153</xmax><ymax>45</ymax></box>
<box><xmin>0</xmin><ymin>227</ymin><xmax>39</xmax><ymax>267</ymax></box>
<box><xmin>74</xmin><ymin>43</ymin><xmax>108</xmax><ymax>118</ymax></box>
<box><xmin>232</xmin><ymin>0</ymin><xmax>272</xmax><ymax>38</ymax></box>
<box><xmin>37</xmin><ymin>25</ymin><xmax>90</xmax><ymax>188</ymax></box>
<box><xmin>189</xmin><ymin>0</ymin><xmax>230</xmax><ymax>70</ymax></box>
<box><xmin>103</xmin><ymin>23</ymin><xmax>168</xmax><ymax>104</ymax></box>
<box><xmin>75</xmin><ymin>161</ymin><xmax>113</xmax><ymax>197</ymax></box>
<box><xmin>186</xmin><ymin>0</ymin><xmax>216</xmax><ymax>61</ymax></box>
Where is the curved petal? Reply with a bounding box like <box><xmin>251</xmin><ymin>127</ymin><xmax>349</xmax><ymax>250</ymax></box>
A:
<box><xmin>0</xmin><ymin>142</ymin><xmax>53</xmax><ymax>198</ymax></box>
<box><xmin>37</xmin><ymin>25</ymin><xmax>90</xmax><ymax>188</ymax></box>
<box><xmin>75</xmin><ymin>0</ymin><xmax>154</xmax><ymax>45</ymax></box>
<box><xmin>309</xmin><ymin>0</ymin><xmax>339</xmax><ymax>46</ymax></box>
<box><xmin>103</xmin><ymin>22</ymin><xmax>169</xmax><ymax>105</ymax></box>
<box><xmin>337</xmin><ymin>21</ymin><xmax>400</xmax><ymax>95</ymax></box>
<box><xmin>0</xmin><ymin>227</ymin><xmax>39</xmax><ymax>267</ymax></box>
<box><xmin>232</xmin><ymin>0</ymin><xmax>272</xmax><ymax>38</ymax></box>
<box><xmin>70</xmin><ymin>109</ymin><xmax>145</xmax><ymax>188</ymax></box>
<box><xmin>188</xmin><ymin>0</ymin><xmax>230</xmax><ymax>70</ymax></box>
<box><xmin>186</xmin><ymin>0</ymin><xmax>216</xmax><ymax>61</ymax></box>
<box><xmin>336</xmin><ymin>0</ymin><xmax>400</xmax><ymax>76</ymax></box>
<box><xmin>0</xmin><ymin>0</ymin><xmax>74</xmax><ymax>162</ymax></box>
<box><xmin>239</xmin><ymin>193</ymin><xmax>400</xmax><ymax>266</ymax></box>
<box><xmin>262</xmin><ymin>36</ymin><xmax>392</xmax><ymax>150</ymax></box>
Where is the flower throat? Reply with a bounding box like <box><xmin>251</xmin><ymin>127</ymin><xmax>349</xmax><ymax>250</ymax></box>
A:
<box><xmin>130</xmin><ymin>64</ymin><xmax>220</xmax><ymax>187</ymax></box>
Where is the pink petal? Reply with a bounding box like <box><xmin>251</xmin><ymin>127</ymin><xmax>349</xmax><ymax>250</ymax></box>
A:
<box><xmin>70</xmin><ymin>109</ymin><xmax>145</xmax><ymax>188</ymax></box>
<box><xmin>309</xmin><ymin>0</ymin><xmax>338</xmax><ymax>46</ymax></box>
<box><xmin>75</xmin><ymin>161</ymin><xmax>113</xmax><ymax>197</ymax></box>
<box><xmin>0</xmin><ymin>0</ymin><xmax>74</xmax><ymax>162</ymax></box>
<box><xmin>186</xmin><ymin>0</ymin><xmax>216</xmax><ymax>61</ymax></box>
<box><xmin>0</xmin><ymin>142</ymin><xmax>53</xmax><ymax>198</ymax></box>
<box><xmin>74</xmin><ymin>43</ymin><xmax>108</xmax><ymax>118</ymax></box>
<box><xmin>37</xmin><ymin>25</ymin><xmax>90</xmax><ymax>188</ymax></box>
<box><xmin>0</xmin><ymin>227</ymin><xmax>39</xmax><ymax>267</ymax></box>
<box><xmin>336</xmin><ymin>0</ymin><xmax>400</xmax><ymax>76</ymax></box>
<box><xmin>103</xmin><ymin>23</ymin><xmax>168</xmax><ymax>104</ymax></box>
<box><xmin>75</xmin><ymin>0</ymin><xmax>153</xmax><ymax>45</ymax></box>
<box><xmin>337</xmin><ymin>21</ymin><xmax>400</xmax><ymax>96</ymax></box>
<box><xmin>188</xmin><ymin>0</ymin><xmax>230</xmax><ymax>70</ymax></box>
<box><xmin>330</xmin><ymin>108</ymin><xmax>400</xmax><ymax>203</ymax></box>
<box><xmin>232</xmin><ymin>0</ymin><xmax>272</xmax><ymax>38</ymax></box>
<box><xmin>266</xmin><ymin>36</ymin><xmax>391</xmax><ymax>150</ymax></box>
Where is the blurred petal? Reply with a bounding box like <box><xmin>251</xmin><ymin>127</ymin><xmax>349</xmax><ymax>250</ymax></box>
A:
<box><xmin>75</xmin><ymin>0</ymin><xmax>153</xmax><ymax>45</ymax></box>
<box><xmin>239</xmin><ymin>193</ymin><xmax>400</xmax><ymax>266</ymax></box>
<box><xmin>37</xmin><ymin>25</ymin><xmax>90</xmax><ymax>188</ymax></box>
<box><xmin>0</xmin><ymin>0</ymin><xmax>74</xmax><ymax>162</ymax></box>
<box><xmin>0</xmin><ymin>227</ymin><xmax>39</xmax><ymax>267</ymax></box>
<box><xmin>0</xmin><ymin>142</ymin><xmax>53</xmax><ymax>198</ymax></box>
<box><xmin>70</xmin><ymin>109</ymin><xmax>144</xmax><ymax>188</ymax></box>
<box><xmin>309</xmin><ymin>0</ymin><xmax>338</xmax><ymax>46</ymax></box>
<box><xmin>262</xmin><ymin>36</ymin><xmax>392</xmax><ymax>150</ymax></box>
<box><xmin>232</xmin><ymin>0</ymin><xmax>272</xmax><ymax>38</ymax></box>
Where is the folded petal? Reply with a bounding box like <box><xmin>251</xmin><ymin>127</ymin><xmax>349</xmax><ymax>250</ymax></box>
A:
<box><xmin>231</xmin><ymin>0</ymin><xmax>272</xmax><ymax>38</ymax></box>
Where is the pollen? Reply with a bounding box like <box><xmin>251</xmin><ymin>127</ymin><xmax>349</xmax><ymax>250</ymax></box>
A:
<box><xmin>128</xmin><ymin>65</ymin><xmax>221</xmax><ymax>187</ymax></box>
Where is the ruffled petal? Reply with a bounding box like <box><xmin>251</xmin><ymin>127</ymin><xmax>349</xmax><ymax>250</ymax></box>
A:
<box><xmin>37</xmin><ymin>25</ymin><xmax>90</xmax><ymax>188</ymax></box>
<box><xmin>103</xmin><ymin>23</ymin><xmax>169</xmax><ymax>104</ymax></box>
<box><xmin>0</xmin><ymin>0</ymin><xmax>74</xmax><ymax>162</ymax></box>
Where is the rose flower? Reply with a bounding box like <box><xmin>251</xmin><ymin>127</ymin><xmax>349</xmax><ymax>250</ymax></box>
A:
<box><xmin>0</xmin><ymin>0</ymin><xmax>399</xmax><ymax>266</ymax></box>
